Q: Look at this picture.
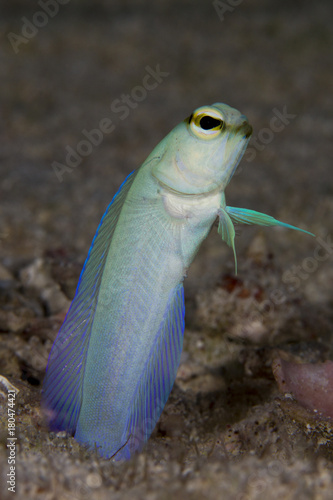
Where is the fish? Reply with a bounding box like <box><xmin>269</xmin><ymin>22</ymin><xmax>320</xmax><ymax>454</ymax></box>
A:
<box><xmin>42</xmin><ymin>103</ymin><xmax>313</xmax><ymax>460</ymax></box>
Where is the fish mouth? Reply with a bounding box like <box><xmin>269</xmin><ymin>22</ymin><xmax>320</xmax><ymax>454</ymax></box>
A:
<box><xmin>234</xmin><ymin>120</ymin><xmax>253</xmax><ymax>139</ymax></box>
<box><xmin>222</xmin><ymin>121</ymin><xmax>252</xmax><ymax>185</ymax></box>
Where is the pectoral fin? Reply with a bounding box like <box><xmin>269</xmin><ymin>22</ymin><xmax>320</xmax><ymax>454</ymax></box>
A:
<box><xmin>218</xmin><ymin>206</ymin><xmax>314</xmax><ymax>275</ymax></box>
<box><xmin>226</xmin><ymin>206</ymin><xmax>314</xmax><ymax>236</ymax></box>
<box><xmin>218</xmin><ymin>208</ymin><xmax>238</xmax><ymax>274</ymax></box>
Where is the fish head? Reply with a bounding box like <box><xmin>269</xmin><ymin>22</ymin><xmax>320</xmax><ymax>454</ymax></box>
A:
<box><xmin>152</xmin><ymin>103</ymin><xmax>252</xmax><ymax>195</ymax></box>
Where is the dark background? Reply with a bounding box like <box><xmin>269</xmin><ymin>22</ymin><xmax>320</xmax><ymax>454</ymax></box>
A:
<box><xmin>1</xmin><ymin>0</ymin><xmax>331</xmax><ymax>266</ymax></box>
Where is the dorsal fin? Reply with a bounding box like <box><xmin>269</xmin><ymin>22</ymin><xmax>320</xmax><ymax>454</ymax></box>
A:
<box><xmin>42</xmin><ymin>170</ymin><xmax>138</xmax><ymax>433</ymax></box>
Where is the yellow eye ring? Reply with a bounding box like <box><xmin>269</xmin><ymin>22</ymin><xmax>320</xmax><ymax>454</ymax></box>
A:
<box><xmin>189</xmin><ymin>107</ymin><xmax>224</xmax><ymax>140</ymax></box>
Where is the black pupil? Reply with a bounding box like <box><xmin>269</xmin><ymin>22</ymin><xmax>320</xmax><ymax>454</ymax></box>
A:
<box><xmin>200</xmin><ymin>116</ymin><xmax>221</xmax><ymax>130</ymax></box>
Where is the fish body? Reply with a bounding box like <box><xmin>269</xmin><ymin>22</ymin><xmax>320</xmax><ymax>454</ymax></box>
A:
<box><xmin>42</xmin><ymin>103</ymin><xmax>312</xmax><ymax>459</ymax></box>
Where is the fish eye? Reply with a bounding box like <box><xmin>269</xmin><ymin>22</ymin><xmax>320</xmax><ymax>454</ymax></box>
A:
<box><xmin>189</xmin><ymin>107</ymin><xmax>224</xmax><ymax>140</ymax></box>
<box><xmin>199</xmin><ymin>116</ymin><xmax>222</xmax><ymax>130</ymax></box>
